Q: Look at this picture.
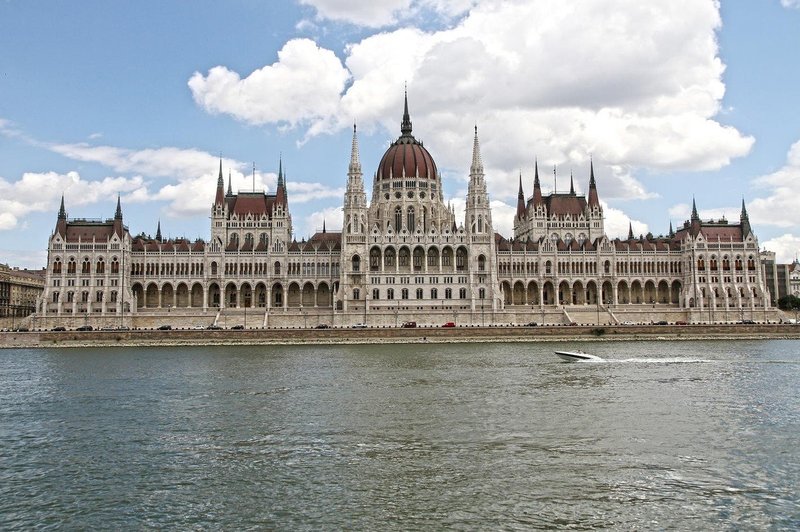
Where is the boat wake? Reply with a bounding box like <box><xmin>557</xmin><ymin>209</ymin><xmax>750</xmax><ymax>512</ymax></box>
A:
<box><xmin>611</xmin><ymin>357</ymin><xmax>711</xmax><ymax>364</ymax></box>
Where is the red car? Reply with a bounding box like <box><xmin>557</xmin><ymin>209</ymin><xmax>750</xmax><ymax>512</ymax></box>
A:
<box><xmin>442</xmin><ymin>322</ymin><xmax>456</xmax><ymax>327</ymax></box>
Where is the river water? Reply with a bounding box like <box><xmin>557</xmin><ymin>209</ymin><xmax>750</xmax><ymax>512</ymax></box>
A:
<box><xmin>1</xmin><ymin>340</ymin><xmax>798</xmax><ymax>529</ymax></box>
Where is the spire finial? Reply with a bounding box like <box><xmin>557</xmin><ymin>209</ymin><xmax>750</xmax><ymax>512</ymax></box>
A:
<box><xmin>691</xmin><ymin>197</ymin><xmax>699</xmax><ymax>221</ymax></box>
<box><xmin>323</xmin><ymin>218</ymin><xmax>327</xmax><ymax>233</ymax></box>
<box><xmin>349</xmin><ymin>121</ymin><xmax>362</xmax><ymax>175</ymax></box>
<box><xmin>156</xmin><ymin>219</ymin><xmax>162</xmax><ymax>242</ymax></box>
<box><xmin>58</xmin><ymin>194</ymin><xmax>66</xmax><ymax>219</ymax></box>
<box><xmin>628</xmin><ymin>221</ymin><xmax>634</xmax><ymax>240</ymax></box>
<box><xmin>401</xmin><ymin>86</ymin><xmax>413</xmax><ymax>136</ymax></box>
<box><xmin>277</xmin><ymin>154</ymin><xmax>284</xmax><ymax>188</ymax></box>
<box><xmin>115</xmin><ymin>194</ymin><xmax>122</xmax><ymax>219</ymax></box>
<box><xmin>470</xmin><ymin>124</ymin><xmax>483</xmax><ymax>175</ymax></box>
<box><xmin>227</xmin><ymin>169</ymin><xmax>233</xmax><ymax>196</ymax></box>
<box><xmin>740</xmin><ymin>197</ymin><xmax>749</xmax><ymax>220</ymax></box>
<box><xmin>569</xmin><ymin>171</ymin><xmax>575</xmax><ymax>195</ymax></box>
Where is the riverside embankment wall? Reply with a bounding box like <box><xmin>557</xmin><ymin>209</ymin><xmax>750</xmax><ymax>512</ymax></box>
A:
<box><xmin>2</xmin><ymin>324</ymin><xmax>799</xmax><ymax>349</ymax></box>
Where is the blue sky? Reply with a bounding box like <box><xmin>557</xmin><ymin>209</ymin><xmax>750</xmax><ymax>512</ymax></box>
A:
<box><xmin>1</xmin><ymin>0</ymin><xmax>799</xmax><ymax>268</ymax></box>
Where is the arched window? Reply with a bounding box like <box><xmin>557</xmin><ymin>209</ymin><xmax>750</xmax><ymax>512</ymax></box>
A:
<box><xmin>82</xmin><ymin>258</ymin><xmax>91</xmax><ymax>274</ymax></box>
<box><xmin>401</xmin><ymin>288</ymin><xmax>409</xmax><ymax>299</ymax></box>
<box><xmin>53</xmin><ymin>258</ymin><xmax>62</xmax><ymax>274</ymax></box>
<box><xmin>352</xmin><ymin>255</ymin><xmax>361</xmax><ymax>272</ymax></box>
<box><xmin>96</xmin><ymin>257</ymin><xmax>105</xmax><ymax>274</ymax></box>
<box><xmin>431</xmin><ymin>287</ymin><xmax>438</xmax><ymax>299</ymax></box>
<box><xmin>407</xmin><ymin>207</ymin><xmax>415</xmax><ymax>232</ymax></box>
<box><xmin>111</xmin><ymin>257</ymin><xmax>119</xmax><ymax>274</ymax></box>
<box><xmin>478</xmin><ymin>255</ymin><xmax>486</xmax><ymax>272</ymax></box>
<box><xmin>67</xmin><ymin>258</ymin><xmax>76</xmax><ymax>274</ymax></box>
<box><xmin>416</xmin><ymin>288</ymin><xmax>423</xmax><ymax>299</ymax></box>
<box><xmin>477</xmin><ymin>215</ymin><xmax>483</xmax><ymax>233</ymax></box>
<box><xmin>353</xmin><ymin>288</ymin><xmax>360</xmax><ymax>300</ymax></box>
<box><xmin>394</xmin><ymin>206</ymin><xmax>402</xmax><ymax>230</ymax></box>
<box><xmin>274</xmin><ymin>261</ymin><xmax>281</xmax><ymax>275</ymax></box>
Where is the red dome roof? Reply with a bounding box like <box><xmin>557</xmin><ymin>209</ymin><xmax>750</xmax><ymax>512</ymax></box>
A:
<box><xmin>376</xmin><ymin>93</ymin><xmax>438</xmax><ymax>181</ymax></box>
<box><xmin>377</xmin><ymin>137</ymin><xmax>437</xmax><ymax>181</ymax></box>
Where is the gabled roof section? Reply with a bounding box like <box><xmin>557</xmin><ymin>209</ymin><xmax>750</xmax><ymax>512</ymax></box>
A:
<box><xmin>544</xmin><ymin>193</ymin><xmax>587</xmax><ymax>217</ymax></box>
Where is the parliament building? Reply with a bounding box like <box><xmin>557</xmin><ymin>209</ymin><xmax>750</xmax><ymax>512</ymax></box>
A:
<box><xmin>37</xmin><ymin>97</ymin><xmax>776</xmax><ymax>328</ymax></box>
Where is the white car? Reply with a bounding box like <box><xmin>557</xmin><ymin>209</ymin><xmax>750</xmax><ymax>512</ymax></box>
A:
<box><xmin>352</xmin><ymin>323</ymin><xmax>367</xmax><ymax>328</ymax></box>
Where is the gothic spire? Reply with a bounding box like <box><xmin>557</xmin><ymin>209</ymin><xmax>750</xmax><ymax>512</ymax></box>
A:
<box><xmin>401</xmin><ymin>86</ymin><xmax>413</xmax><ymax>136</ymax></box>
<box><xmin>349</xmin><ymin>123</ymin><xmax>361</xmax><ymax>176</ymax></box>
<box><xmin>587</xmin><ymin>158</ymin><xmax>600</xmax><ymax>207</ymax></box>
<box><xmin>156</xmin><ymin>220</ymin><xmax>162</xmax><ymax>242</ymax></box>
<box><xmin>569</xmin><ymin>171</ymin><xmax>575</xmax><ymax>195</ymax></box>
<box><xmin>214</xmin><ymin>160</ymin><xmax>225</xmax><ymax>205</ymax></box>
<box><xmin>277</xmin><ymin>155</ymin><xmax>284</xmax><ymax>188</ymax></box>
<box><xmin>691</xmin><ymin>197</ymin><xmax>699</xmax><ymax>221</ymax></box>
<box><xmin>516</xmin><ymin>172</ymin><xmax>526</xmax><ymax>219</ymax></box>
<box><xmin>740</xmin><ymin>198</ymin><xmax>752</xmax><ymax>237</ymax></box>
<box><xmin>532</xmin><ymin>158</ymin><xmax>543</xmax><ymax>206</ymax></box>
<box><xmin>322</xmin><ymin>218</ymin><xmax>327</xmax><ymax>233</ymax></box>
<box><xmin>470</xmin><ymin>125</ymin><xmax>483</xmax><ymax>175</ymax></box>
<box><xmin>58</xmin><ymin>194</ymin><xmax>66</xmax><ymax>219</ymax></box>
<box><xmin>115</xmin><ymin>194</ymin><xmax>122</xmax><ymax>220</ymax></box>
<box><xmin>627</xmin><ymin>222</ymin><xmax>634</xmax><ymax>240</ymax></box>
<box><xmin>226</xmin><ymin>169</ymin><xmax>233</xmax><ymax>196</ymax></box>
<box><xmin>669</xmin><ymin>220</ymin><xmax>675</xmax><ymax>237</ymax></box>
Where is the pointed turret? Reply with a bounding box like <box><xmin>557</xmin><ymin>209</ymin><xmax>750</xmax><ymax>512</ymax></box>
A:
<box><xmin>55</xmin><ymin>194</ymin><xmax>67</xmax><ymax>235</ymax></box>
<box><xmin>226</xmin><ymin>169</ymin><xmax>233</xmax><ymax>197</ymax></box>
<box><xmin>627</xmin><ymin>222</ymin><xmax>634</xmax><ymax>240</ymax></box>
<box><xmin>400</xmin><ymin>87</ymin><xmax>413</xmax><ymax>137</ymax></box>
<box><xmin>215</xmin><ymin>158</ymin><xmax>225</xmax><ymax>205</ymax></box>
<box><xmin>691</xmin><ymin>197</ymin><xmax>699</xmax><ymax>221</ymax></box>
<box><xmin>113</xmin><ymin>194</ymin><xmax>124</xmax><ymax>237</ymax></box>
<box><xmin>275</xmin><ymin>158</ymin><xmax>287</xmax><ymax>208</ymax></box>
<box><xmin>322</xmin><ymin>218</ymin><xmax>327</xmax><ymax>234</ymax></box>
<box><xmin>155</xmin><ymin>220</ymin><xmax>162</xmax><ymax>242</ymax></box>
<box><xmin>569</xmin><ymin>171</ymin><xmax>575</xmax><ymax>195</ymax></box>
<box><xmin>587</xmin><ymin>158</ymin><xmax>600</xmax><ymax>207</ymax></box>
<box><xmin>516</xmin><ymin>173</ymin><xmax>526</xmax><ymax>219</ymax></box>
<box><xmin>740</xmin><ymin>198</ymin><xmax>752</xmax><ymax>237</ymax></box>
<box><xmin>532</xmin><ymin>159</ymin><xmax>543</xmax><ymax>206</ymax></box>
<box><xmin>349</xmin><ymin>123</ymin><xmax>362</xmax><ymax>176</ymax></box>
<box><xmin>669</xmin><ymin>221</ymin><xmax>675</xmax><ymax>238</ymax></box>
<box><xmin>470</xmin><ymin>125</ymin><xmax>483</xmax><ymax>176</ymax></box>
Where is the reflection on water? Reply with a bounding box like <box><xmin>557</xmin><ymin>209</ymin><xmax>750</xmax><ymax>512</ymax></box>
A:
<box><xmin>0</xmin><ymin>340</ymin><xmax>798</xmax><ymax>529</ymax></box>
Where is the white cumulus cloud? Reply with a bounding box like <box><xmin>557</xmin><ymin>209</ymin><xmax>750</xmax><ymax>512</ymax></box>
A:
<box><xmin>749</xmin><ymin>139</ymin><xmax>800</xmax><ymax>228</ymax></box>
<box><xmin>192</xmin><ymin>0</ymin><xmax>753</xmax><ymax>205</ymax></box>
<box><xmin>188</xmin><ymin>39</ymin><xmax>350</xmax><ymax>127</ymax></box>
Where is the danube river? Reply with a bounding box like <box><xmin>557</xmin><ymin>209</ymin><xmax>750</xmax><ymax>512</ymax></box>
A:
<box><xmin>1</xmin><ymin>340</ymin><xmax>798</xmax><ymax>529</ymax></box>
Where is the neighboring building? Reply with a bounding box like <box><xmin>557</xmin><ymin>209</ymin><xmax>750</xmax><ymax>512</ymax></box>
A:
<box><xmin>790</xmin><ymin>260</ymin><xmax>800</xmax><ymax>297</ymax></box>
<box><xmin>37</xmin><ymin>97</ymin><xmax>775</xmax><ymax>326</ymax></box>
<box><xmin>0</xmin><ymin>263</ymin><xmax>45</xmax><ymax>318</ymax></box>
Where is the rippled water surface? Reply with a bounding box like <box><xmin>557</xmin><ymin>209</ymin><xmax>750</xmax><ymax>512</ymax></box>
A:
<box><xmin>1</xmin><ymin>340</ymin><xmax>799</xmax><ymax>529</ymax></box>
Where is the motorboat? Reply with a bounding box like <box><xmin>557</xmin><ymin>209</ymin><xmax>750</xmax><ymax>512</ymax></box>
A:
<box><xmin>554</xmin><ymin>350</ymin><xmax>603</xmax><ymax>362</ymax></box>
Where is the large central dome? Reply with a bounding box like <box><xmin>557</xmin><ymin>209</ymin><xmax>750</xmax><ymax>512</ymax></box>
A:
<box><xmin>376</xmin><ymin>94</ymin><xmax>438</xmax><ymax>181</ymax></box>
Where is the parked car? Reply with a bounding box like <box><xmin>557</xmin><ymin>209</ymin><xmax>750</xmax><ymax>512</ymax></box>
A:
<box><xmin>442</xmin><ymin>322</ymin><xmax>456</xmax><ymax>328</ymax></box>
<box><xmin>51</xmin><ymin>326</ymin><xmax>67</xmax><ymax>331</ymax></box>
<box><xmin>402</xmin><ymin>321</ymin><xmax>417</xmax><ymax>328</ymax></box>
<box><xmin>525</xmin><ymin>322</ymin><xmax>538</xmax><ymax>327</ymax></box>
<box><xmin>13</xmin><ymin>327</ymin><xmax>30</xmax><ymax>332</ymax></box>
<box><xmin>568</xmin><ymin>322</ymin><xmax>578</xmax><ymax>326</ymax></box>
<box><xmin>738</xmin><ymin>319</ymin><xmax>756</xmax><ymax>325</ymax></box>
<box><xmin>674</xmin><ymin>320</ymin><xmax>688</xmax><ymax>325</ymax></box>
<box><xmin>654</xmin><ymin>320</ymin><xmax>668</xmax><ymax>325</ymax></box>
<box><xmin>206</xmin><ymin>324</ymin><xmax>222</xmax><ymax>330</ymax></box>
<box><xmin>315</xmin><ymin>324</ymin><xmax>330</xmax><ymax>329</ymax></box>
<box><xmin>157</xmin><ymin>324</ymin><xmax>172</xmax><ymax>330</ymax></box>
<box><xmin>352</xmin><ymin>323</ymin><xmax>367</xmax><ymax>329</ymax></box>
<box><xmin>76</xmin><ymin>325</ymin><xmax>93</xmax><ymax>332</ymax></box>
<box><xmin>231</xmin><ymin>325</ymin><xmax>244</xmax><ymax>330</ymax></box>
